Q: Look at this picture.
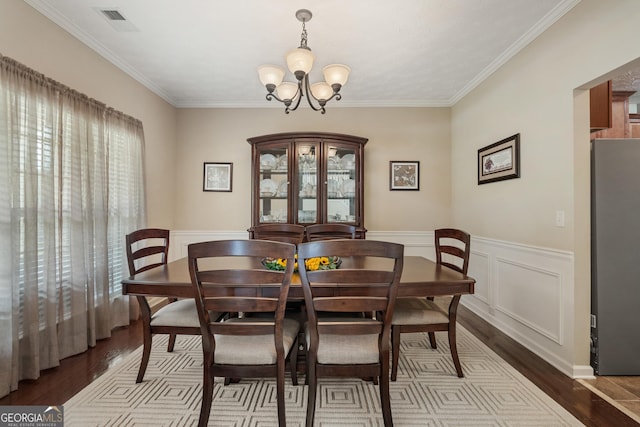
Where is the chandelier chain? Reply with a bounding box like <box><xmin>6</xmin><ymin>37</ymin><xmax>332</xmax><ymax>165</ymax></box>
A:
<box><xmin>300</xmin><ymin>20</ymin><xmax>308</xmax><ymax>49</ymax></box>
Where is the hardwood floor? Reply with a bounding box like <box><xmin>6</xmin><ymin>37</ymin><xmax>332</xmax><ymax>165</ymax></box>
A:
<box><xmin>458</xmin><ymin>306</ymin><xmax>640</xmax><ymax>426</ymax></box>
<box><xmin>0</xmin><ymin>322</ymin><xmax>142</xmax><ymax>406</ymax></box>
<box><xmin>579</xmin><ymin>375</ymin><xmax>640</xmax><ymax>423</ymax></box>
<box><xmin>0</xmin><ymin>306</ymin><xmax>638</xmax><ymax>426</ymax></box>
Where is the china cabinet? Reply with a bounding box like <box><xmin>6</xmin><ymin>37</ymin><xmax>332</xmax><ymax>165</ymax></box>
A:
<box><xmin>247</xmin><ymin>132</ymin><xmax>367</xmax><ymax>239</ymax></box>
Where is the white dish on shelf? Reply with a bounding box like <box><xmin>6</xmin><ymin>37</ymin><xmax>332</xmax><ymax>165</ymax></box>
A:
<box><xmin>342</xmin><ymin>154</ymin><xmax>355</xmax><ymax>170</ymax></box>
<box><xmin>276</xmin><ymin>180</ymin><xmax>288</xmax><ymax>197</ymax></box>
<box><xmin>260</xmin><ymin>153</ymin><xmax>277</xmax><ymax>170</ymax></box>
<box><xmin>260</xmin><ymin>178</ymin><xmax>278</xmax><ymax>196</ymax></box>
<box><xmin>327</xmin><ymin>179</ymin><xmax>340</xmax><ymax>197</ymax></box>
<box><xmin>340</xmin><ymin>179</ymin><xmax>355</xmax><ymax>197</ymax></box>
<box><xmin>276</xmin><ymin>154</ymin><xmax>288</xmax><ymax>170</ymax></box>
<box><xmin>327</xmin><ymin>155</ymin><xmax>342</xmax><ymax>170</ymax></box>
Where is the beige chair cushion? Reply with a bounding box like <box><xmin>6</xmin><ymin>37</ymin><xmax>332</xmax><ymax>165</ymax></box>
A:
<box><xmin>151</xmin><ymin>299</ymin><xmax>202</xmax><ymax>327</ymax></box>
<box><xmin>213</xmin><ymin>317</ymin><xmax>300</xmax><ymax>365</ymax></box>
<box><xmin>391</xmin><ymin>298</ymin><xmax>449</xmax><ymax>325</ymax></box>
<box><xmin>305</xmin><ymin>318</ymin><xmax>380</xmax><ymax>364</ymax></box>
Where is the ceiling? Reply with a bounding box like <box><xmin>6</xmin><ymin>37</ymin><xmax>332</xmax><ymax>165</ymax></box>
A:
<box><xmin>25</xmin><ymin>0</ymin><xmax>580</xmax><ymax>109</ymax></box>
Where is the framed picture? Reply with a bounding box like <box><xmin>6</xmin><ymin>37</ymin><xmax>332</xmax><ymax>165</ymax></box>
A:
<box><xmin>390</xmin><ymin>161</ymin><xmax>420</xmax><ymax>191</ymax></box>
<box><xmin>477</xmin><ymin>134</ymin><xmax>520</xmax><ymax>185</ymax></box>
<box><xmin>203</xmin><ymin>162</ymin><xmax>232</xmax><ymax>192</ymax></box>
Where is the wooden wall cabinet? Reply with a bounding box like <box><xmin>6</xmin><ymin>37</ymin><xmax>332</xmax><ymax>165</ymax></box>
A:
<box><xmin>590</xmin><ymin>80</ymin><xmax>612</xmax><ymax>131</ymax></box>
<box><xmin>247</xmin><ymin>132</ymin><xmax>367</xmax><ymax>238</ymax></box>
<box><xmin>591</xmin><ymin>90</ymin><xmax>637</xmax><ymax>139</ymax></box>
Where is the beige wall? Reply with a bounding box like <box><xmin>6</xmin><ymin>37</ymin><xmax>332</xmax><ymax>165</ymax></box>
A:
<box><xmin>451</xmin><ymin>0</ymin><xmax>640</xmax><ymax>367</ymax></box>
<box><xmin>0</xmin><ymin>1</ymin><xmax>178</xmax><ymax>228</ymax></box>
<box><xmin>174</xmin><ymin>107</ymin><xmax>452</xmax><ymax>232</ymax></box>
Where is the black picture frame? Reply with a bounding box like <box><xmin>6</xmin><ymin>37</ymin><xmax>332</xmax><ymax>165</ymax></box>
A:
<box><xmin>390</xmin><ymin>161</ymin><xmax>420</xmax><ymax>191</ymax></box>
<box><xmin>203</xmin><ymin>162</ymin><xmax>233</xmax><ymax>192</ymax></box>
<box><xmin>478</xmin><ymin>134</ymin><xmax>520</xmax><ymax>185</ymax></box>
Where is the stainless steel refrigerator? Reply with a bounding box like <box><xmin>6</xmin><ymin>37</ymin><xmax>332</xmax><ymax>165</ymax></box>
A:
<box><xmin>591</xmin><ymin>138</ymin><xmax>640</xmax><ymax>375</ymax></box>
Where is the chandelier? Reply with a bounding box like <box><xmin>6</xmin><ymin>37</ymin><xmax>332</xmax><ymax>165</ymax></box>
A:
<box><xmin>257</xmin><ymin>9</ymin><xmax>350</xmax><ymax>114</ymax></box>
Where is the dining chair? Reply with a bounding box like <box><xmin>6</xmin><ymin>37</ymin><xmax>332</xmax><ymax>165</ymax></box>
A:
<box><xmin>390</xmin><ymin>228</ymin><xmax>471</xmax><ymax>380</ymax></box>
<box><xmin>188</xmin><ymin>239</ymin><xmax>300</xmax><ymax>427</ymax></box>
<box><xmin>297</xmin><ymin>239</ymin><xmax>404</xmax><ymax>427</ymax></box>
<box><xmin>127</xmin><ymin>228</ymin><xmax>223</xmax><ymax>383</ymax></box>
<box><xmin>251</xmin><ymin>223</ymin><xmax>306</xmax><ymax>244</ymax></box>
<box><xmin>305</xmin><ymin>223</ymin><xmax>357</xmax><ymax>241</ymax></box>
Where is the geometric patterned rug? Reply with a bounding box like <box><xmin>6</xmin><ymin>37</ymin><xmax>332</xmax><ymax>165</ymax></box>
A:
<box><xmin>64</xmin><ymin>326</ymin><xmax>584</xmax><ymax>426</ymax></box>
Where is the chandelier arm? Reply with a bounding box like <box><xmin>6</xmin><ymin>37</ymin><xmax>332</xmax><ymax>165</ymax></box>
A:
<box><xmin>265</xmin><ymin>85</ymin><xmax>304</xmax><ymax>115</ymax></box>
<box><xmin>302</xmin><ymin>75</ymin><xmax>326</xmax><ymax>114</ymax></box>
<box><xmin>265</xmin><ymin>92</ymin><xmax>283</xmax><ymax>103</ymax></box>
<box><xmin>285</xmin><ymin>81</ymin><xmax>304</xmax><ymax>113</ymax></box>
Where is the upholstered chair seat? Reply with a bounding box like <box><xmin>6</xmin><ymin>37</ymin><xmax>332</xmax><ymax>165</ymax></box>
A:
<box><xmin>213</xmin><ymin>317</ymin><xmax>300</xmax><ymax>365</ymax></box>
<box><xmin>149</xmin><ymin>299</ymin><xmax>201</xmax><ymax>327</ymax></box>
<box><xmin>391</xmin><ymin>298</ymin><xmax>449</xmax><ymax>325</ymax></box>
<box><xmin>304</xmin><ymin>318</ymin><xmax>380</xmax><ymax>365</ymax></box>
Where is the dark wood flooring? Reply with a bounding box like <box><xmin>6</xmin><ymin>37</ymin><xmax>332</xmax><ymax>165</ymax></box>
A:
<box><xmin>0</xmin><ymin>305</ymin><xmax>638</xmax><ymax>426</ymax></box>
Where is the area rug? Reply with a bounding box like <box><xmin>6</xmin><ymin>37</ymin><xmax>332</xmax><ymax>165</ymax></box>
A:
<box><xmin>64</xmin><ymin>326</ymin><xmax>583</xmax><ymax>426</ymax></box>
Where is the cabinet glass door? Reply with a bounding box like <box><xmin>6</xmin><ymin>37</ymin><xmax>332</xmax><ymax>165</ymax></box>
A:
<box><xmin>297</xmin><ymin>143</ymin><xmax>318</xmax><ymax>224</ymax></box>
<box><xmin>326</xmin><ymin>145</ymin><xmax>357</xmax><ymax>224</ymax></box>
<box><xmin>258</xmin><ymin>145</ymin><xmax>289</xmax><ymax>223</ymax></box>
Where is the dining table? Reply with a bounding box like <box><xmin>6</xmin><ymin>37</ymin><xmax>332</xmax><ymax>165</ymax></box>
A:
<box><xmin>122</xmin><ymin>255</ymin><xmax>475</xmax><ymax>301</ymax></box>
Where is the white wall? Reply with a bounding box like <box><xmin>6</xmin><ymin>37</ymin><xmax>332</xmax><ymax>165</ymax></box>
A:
<box><xmin>451</xmin><ymin>0</ymin><xmax>640</xmax><ymax>376</ymax></box>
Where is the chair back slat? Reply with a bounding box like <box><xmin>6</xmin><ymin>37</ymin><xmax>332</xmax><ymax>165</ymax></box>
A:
<box><xmin>203</xmin><ymin>297</ymin><xmax>279</xmax><ymax>314</ymax></box>
<box><xmin>318</xmin><ymin>321</ymin><xmax>383</xmax><ymax>335</ymax></box>
<box><xmin>251</xmin><ymin>223</ymin><xmax>305</xmax><ymax>244</ymax></box>
<box><xmin>210</xmin><ymin>321</ymin><xmax>277</xmax><ymax>336</ymax></box>
<box><xmin>126</xmin><ymin>228</ymin><xmax>170</xmax><ymax>276</ymax></box>
<box><xmin>306</xmin><ymin>269</ymin><xmax>394</xmax><ymax>284</ymax></box>
<box><xmin>305</xmin><ymin>224</ymin><xmax>357</xmax><ymax>241</ymax></box>
<box><xmin>313</xmin><ymin>296</ymin><xmax>388</xmax><ymax>313</ymax></box>
<box><xmin>197</xmin><ymin>269</ymin><xmax>287</xmax><ymax>285</ymax></box>
<box><xmin>435</xmin><ymin>228</ymin><xmax>470</xmax><ymax>275</ymax></box>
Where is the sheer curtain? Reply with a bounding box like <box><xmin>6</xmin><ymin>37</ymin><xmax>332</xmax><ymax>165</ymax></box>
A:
<box><xmin>0</xmin><ymin>55</ymin><xmax>146</xmax><ymax>398</ymax></box>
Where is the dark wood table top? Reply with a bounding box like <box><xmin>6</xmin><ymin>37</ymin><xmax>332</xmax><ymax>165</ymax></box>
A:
<box><xmin>122</xmin><ymin>256</ymin><xmax>475</xmax><ymax>300</ymax></box>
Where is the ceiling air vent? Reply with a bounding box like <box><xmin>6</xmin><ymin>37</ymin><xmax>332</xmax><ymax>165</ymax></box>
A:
<box><xmin>94</xmin><ymin>8</ymin><xmax>138</xmax><ymax>32</ymax></box>
<box><xmin>101</xmin><ymin>9</ymin><xmax>126</xmax><ymax>21</ymax></box>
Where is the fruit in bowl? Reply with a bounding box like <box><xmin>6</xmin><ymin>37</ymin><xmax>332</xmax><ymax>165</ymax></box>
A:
<box><xmin>262</xmin><ymin>255</ymin><xmax>341</xmax><ymax>272</ymax></box>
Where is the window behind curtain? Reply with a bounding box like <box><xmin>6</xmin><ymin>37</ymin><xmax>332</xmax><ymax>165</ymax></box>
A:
<box><xmin>0</xmin><ymin>55</ymin><xmax>146</xmax><ymax>397</ymax></box>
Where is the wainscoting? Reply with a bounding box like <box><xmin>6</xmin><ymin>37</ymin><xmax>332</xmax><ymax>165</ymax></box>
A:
<box><xmin>168</xmin><ymin>230</ymin><xmax>587</xmax><ymax>379</ymax></box>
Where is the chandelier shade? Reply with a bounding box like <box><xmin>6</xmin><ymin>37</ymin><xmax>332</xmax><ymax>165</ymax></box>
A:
<box><xmin>310</xmin><ymin>82</ymin><xmax>333</xmax><ymax>101</ymax></box>
<box><xmin>276</xmin><ymin>82</ymin><xmax>298</xmax><ymax>101</ymax></box>
<box><xmin>323</xmin><ymin>64</ymin><xmax>351</xmax><ymax>87</ymax></box>
<box><xmin>286</xmin><ymin>48</ymin><xmax>315</xmax><ymax>76</ymax></box>
<box><xmin>257</xmin><ymin>65</ymin><xmax>284</xmax><ymax>88</ymax></box>
<box><xmin>257</xmin><ymin>9</ymin><xmax>350</xmax><ymax>114</ymax></box>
